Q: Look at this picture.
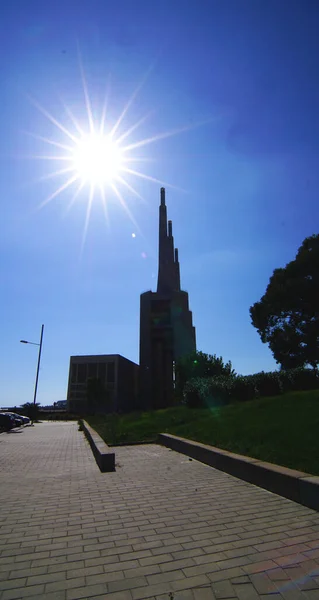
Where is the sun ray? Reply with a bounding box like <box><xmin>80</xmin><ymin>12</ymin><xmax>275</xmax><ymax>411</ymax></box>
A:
<box><xmin>99</xmin><ymin>73</ymin><xmax>112</xmax><ymax>135</ymax></box>
<box><xmin>77</xmin><ymin>45</ymin><xmax>95</xmax><ymax>135</ymax></box>
<box><xmin>34</xmin><ymin>165</ymin><xmax>75</xmax><ymax>183</ymax></box>
<box><xmin>21</xmin><ymin>131</ymin><xmax>74</xmax><ymax>153</ymax></box>
<box><xmin>38</xmin><ymin>174</ymin><xmax>78</xmax><ymax>209</ymax></box>
<box><xmin>115</xmin><ymin>175</ymin><xmax>147</xmax><ymax>205</ymax></box>
<box><xmin>60</xmin><ymin>100</ymin><xmax>86</xmax><ymax>138</ymax></box>
<box><xmin>116</xmin><ymin>110</ymin><xmax>154</xmax><ymax>145</ymax></box>
<box><xmin>21</xmin><ymin>154</ymin><xmax>74</xmax><ymax>161</ymax></box>
<box><xmin>110</xmin><ymin>62</ymin><xmax>155</xmax><ymax>139</ymax></box>
<box><xmin>111</xmin><ymin>183</ymin><xmax>142</xmax><ymax>234</ymax></box>
<box><xmin>26</xmin><ymin>94</ymin><xmax>79</xmax><ymax>144</ymax></box>
<box><xmin>121</xmin><ymin>156</ymin><xmax>156</xmax><ymax>164</ymax></box>
<box><xmin>111</xmin><ymin>182</ymin><xmax>151</xmax><ymax>249</ymax></box>
<box><xmin>121</xmin><ymin>167</ymin><xmax>188</xmax><ymax>193</ymax></box>
<box><xmin>14</xmin><ymin>166</ymin><xmax>75</xmax><ymax>192</ymax></box>
<box><xmin>80</xmin><ymin>183</ymin><xmax>94</xmax><ymax>255</ymax></box>
<box><xmin>63</xmin><ymin>179</ymin><xmax>86</xmax><ymax>217</ymax></box>
<box><xmin>122</xmin><ymin>118</ymin><xmax>217</xmax><ymax>153</ymax></box>
<box><xmin>99</xmin><ymin>183</ymin><xmax>110</xmax><ymax>230</ymax></box>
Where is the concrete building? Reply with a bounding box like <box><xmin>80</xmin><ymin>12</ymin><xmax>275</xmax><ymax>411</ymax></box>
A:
<box><xmin>139</xmin><ymin>188</ymin><xmax>196</xmax><ymax>409</ymax></box>
<box><xmin>67</xmin><ymin>354</ymin><xmax>139</xmax><ymax>414</ymax></box>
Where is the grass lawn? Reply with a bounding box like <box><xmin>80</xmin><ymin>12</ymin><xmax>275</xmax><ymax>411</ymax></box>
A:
<box><xmin>86</xmin><ymin>389</ymin><xmax>319</xmax><ymax>475</ymax></box>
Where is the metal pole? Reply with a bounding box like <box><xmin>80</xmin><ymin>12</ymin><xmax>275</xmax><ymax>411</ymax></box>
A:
<box><xmin>33</xmin><ymin>324</ymin><xmax>44</xmax><ymax>406</ymax></box>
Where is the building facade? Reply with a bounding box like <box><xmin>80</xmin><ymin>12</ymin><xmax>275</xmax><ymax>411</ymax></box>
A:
<box><xmin>139</xmin><ymin>188</ymin><xmax>196</xmax><ymax>409</ymax></box>
<box><xmin>67</xmin><ymin>354</ymin><xmax>139</xmax><ymax>414</ymax></box>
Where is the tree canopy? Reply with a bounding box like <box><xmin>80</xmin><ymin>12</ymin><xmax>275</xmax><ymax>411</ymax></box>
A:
<box><xmin>250</xmin><ymin>234</ymin><xmax>319</xmax><ymax>370</ymax></box>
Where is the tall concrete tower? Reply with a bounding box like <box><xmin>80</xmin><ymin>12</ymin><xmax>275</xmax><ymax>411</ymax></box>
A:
<box><xmin>139</xmin><ymin>188</ymin><xmax>196</xmax><ymax>409</ymax></box>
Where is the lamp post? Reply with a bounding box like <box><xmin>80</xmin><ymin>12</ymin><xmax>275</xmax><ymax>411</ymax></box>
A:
<box><xmin>20</xmin><ymin>324</ymin><xmax>44</xmax><ymax>407</ymax></box>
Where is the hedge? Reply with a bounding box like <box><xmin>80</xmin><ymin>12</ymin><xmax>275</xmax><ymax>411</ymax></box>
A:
<box><xmin>183</xmin><ymin>367</ymin><xmax>319</xmax><ymax>408</ymax></box>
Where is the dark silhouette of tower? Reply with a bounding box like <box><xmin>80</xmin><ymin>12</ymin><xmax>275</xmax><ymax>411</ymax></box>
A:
<box><xmin>139</xmin><ymin>188</ymin><xmax>196</xmax><ymax>409</ymax></box>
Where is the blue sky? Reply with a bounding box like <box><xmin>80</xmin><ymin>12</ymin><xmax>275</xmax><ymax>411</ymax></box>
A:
<box><xmin>1</xmin><ymin>0</ymin><xmax>319</xmax><ymax>406</ymax></box>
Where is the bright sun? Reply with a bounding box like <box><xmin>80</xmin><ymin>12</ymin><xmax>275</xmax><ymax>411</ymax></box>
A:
<box><xmin>72</xmin><ymin>133</ymin><xmax>124</xmax><ymax>185</ymax></box>
<box><xmin>26</xmin><ymin>55</ymin><xmax>208</xmax><ymax>248</ymax></box>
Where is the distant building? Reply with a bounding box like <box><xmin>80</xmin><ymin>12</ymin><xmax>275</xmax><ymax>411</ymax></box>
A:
<box><xmin>139</xmin><ymin>188</ymin><xmax>196</xmax><ymax>410</ymax></box>
<box><xmin>67</xmin><ymin>354</ymin><xmax>139</xmax><ymax>414</ymax></box>
<box><xmin>56</xmin><ymin>400</ymin><xmax>67</xmax><ymax>408</ymax></box>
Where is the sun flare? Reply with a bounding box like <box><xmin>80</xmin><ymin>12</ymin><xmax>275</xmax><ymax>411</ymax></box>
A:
<box><xmin>72</xmin><ymin>133</ymin><xmax>124</xmax><ymax>186</ymax></box>
<box><xmin>25</xmin><ymin>55</ymin><xmax>212</xmax><ymax>248</ymax></box>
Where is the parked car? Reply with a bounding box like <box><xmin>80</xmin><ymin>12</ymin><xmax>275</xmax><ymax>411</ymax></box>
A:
<box><xmin>7</xmin><ymin>412</ymin><xmax>30</xmax><ymax>426</ymax></box>
<box><xmin>0</xmin><ymin>413</ymin><xmax>14</xmax><ymax>431</ymax></box>
<box><xmin>21</xmin><ymin>415</ymin><xmax>30</xmax><ymax>425</ymax></box>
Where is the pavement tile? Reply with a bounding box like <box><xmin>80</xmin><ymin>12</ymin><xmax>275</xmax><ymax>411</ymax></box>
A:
<box><xmin>211</xmin><ymin>579</ymin><xmax>236</xmax><ymax>598</ymax></box>
<box><xmin>108</xmin><ymin>575</ymin><xmax>148</xmax><ymax>593</ymax></box>
<box><xmin>232</xmin><ymin>583</ymin><xmax>261</xmax><ymax>599</ymax></box>
<box><xmin>193</xmin><ymin>589</ymin><xmax>217</xmax><ymax>600</ymax></box>
<box><xmin>1</xmin><ymin>422</ymin><xmax>319</xmax><ymax>600</ymax></box>
<box><xmin>66</xmin><ymin>582</ymin><xmax>108</xmax><ymax>599</ymax></box>
<box><xmin>45</xmin><ymin>576</ymin><xmax>86</xmax><ymax>592</ymax></box>
<box><xmin>2</xmin><ymin>584</ymin><xmax>45</xmax><ymax>599</ymax></box>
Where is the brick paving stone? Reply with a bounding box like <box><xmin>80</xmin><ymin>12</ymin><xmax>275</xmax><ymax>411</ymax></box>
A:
<box><xmin>108</xmin><ymin>575</ymin><xmax>147</xmax><ymax>593</ymax></box>
<box><xmin>33</xmin><ymin>592</ymin><xmax>66</xmax><ymax>600</ymax></box>
<box><xmin>232</xmin><ymin>583</ymin><xmax>261</xmax><ymax>599</ymax></box>
<box><xmin>183</xmin><ymin>563</ymin><xmax>221</xmax><ymax>578</ymax></box>
<box><xmin>193</xmin><ymin>589</ymin><xmax>217</xmax><ymax>600</ymax></box>
<box><xmin>249</xmin><ymin>572</ymin><xmax>279</xmax><ymax>594</ymax></box>
<box><xmin>1</xmin><ymin>422</ymin><xmax>319</xmax><ymax>600</ymax></box>
<box><xmin>211</xmin><ymin>579</ymin><xmax>236</xmax><ymax>598</ymax></box>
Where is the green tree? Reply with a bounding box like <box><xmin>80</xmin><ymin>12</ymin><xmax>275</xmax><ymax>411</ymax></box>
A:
<box><xmin>21</xmin><ymin>402</ymin><xmax>40</xmax><ymax>423</ymax></box>
<box><xmin>175</xmin><ymin>351</ymin><xmax>236</xmax><ymax>399</ymax></box>
<box><xmin>250</xmin><ymin>234</ymin><xmax>319</xmax><ymax>371</ymax></box>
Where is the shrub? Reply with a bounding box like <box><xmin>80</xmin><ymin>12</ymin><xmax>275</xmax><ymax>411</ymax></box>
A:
<box><xmin>251</xmin><ymin>371</ymin><xmax>282</xmax><ymax>397</ymax></box>
<box><xmin>183</xmin><ymin>376</ymin><xmax>235</xmax><ymax>408</ymax></box>
<box><xmin>183</xmin><ymin>378</ymin><xmax>208</xmax><ymax>408</ymax></box>
<box><xmin>231</xmin><ymin>375</ymin><xmax>257</xmax><ymax>402</ymax></box>
<box><xmin>284</xmin><ymin>367</ymin><xmax>319</xmax><ymax>392</ymax></box>
<box><xmin>176</xmin><ymin>351</ymin><xmax>236</xmax><ymax>399</ymax></box>
<box><xmin>183</xmin><ymin>366</ymin><xmax>319</xmax><ymax>408</ymax></box>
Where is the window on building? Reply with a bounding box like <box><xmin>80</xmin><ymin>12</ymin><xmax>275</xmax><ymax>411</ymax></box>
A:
<box><xmin>88</xmin><ymin>363</ymin><xmax>98</xmax><ymax>378</ymax></box>
<box><xmin>77</xmin><ymin>363</ymin><xmax>87</xmax><ymax>383</ymax></box>
<box><xmin>107</xmin><ymin>362</ymin><xmax>115</xmax><ymax>383</ymax></box>
<box><xmin>98</xmin><ymin>362</ymin><xmax>106</xmax><ymax>383</ymax></box>
<box><xmin>71</xmin><ymin>364</ymin><xmax>77</xmax><ymax>383</ymax></box>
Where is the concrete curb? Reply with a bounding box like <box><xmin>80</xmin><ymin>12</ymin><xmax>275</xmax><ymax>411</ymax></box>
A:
<box><xmin>158</xmin><ymin>433</ymin><xmax>319</xmax><ymax>511</ymax></box>
<box><xmin>80</xmin><ymin>420</ymin><xmax>115</xmax><ymax>472</ymax></box>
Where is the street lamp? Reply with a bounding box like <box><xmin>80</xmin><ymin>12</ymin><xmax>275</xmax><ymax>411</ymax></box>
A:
<box><xmin>20</xmin><ymin>324</ymin><xmax>44</xmax><ymax>406</ymax></box>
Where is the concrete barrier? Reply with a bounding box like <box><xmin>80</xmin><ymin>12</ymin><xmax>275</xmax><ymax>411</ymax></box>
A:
<box><xmin>81</xmin><ymin>420</ymin><xmax>115</xmax><ymax>472</ymax></box>
<box><xmin>158</xmin><ymin>433</ymin><xmax>319</xmax><ymax>511</ymax></box>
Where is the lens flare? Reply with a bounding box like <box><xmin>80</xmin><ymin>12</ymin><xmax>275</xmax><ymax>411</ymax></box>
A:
<box><xmin>23</xmin><ymin>51</ymin><xmax>215</xmax><ymax>248</ymax></box>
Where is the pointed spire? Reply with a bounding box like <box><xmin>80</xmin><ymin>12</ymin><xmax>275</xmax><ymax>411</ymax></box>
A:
<box><xmin>175</xmin><ymin>248</ymin><xmax>181</xmax><ymax>291</ymax></box>
<box><xmin>157</xmin><ymin>188</ymin><xmax>180</xmax><ymax>294</ymax></box>
<box><xmin>159</xmin><ymin>188</ymin><xmax>167</xmax><ymax>240</ymax></box>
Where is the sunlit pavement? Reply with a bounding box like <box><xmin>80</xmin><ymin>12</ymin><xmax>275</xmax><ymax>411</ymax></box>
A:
<box><xmin>0</xmin><ymin>422</ymin><xmax>319</xmax><ymax>600</ymax></box>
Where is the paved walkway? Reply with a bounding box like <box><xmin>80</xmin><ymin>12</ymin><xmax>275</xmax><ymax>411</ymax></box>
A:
<box><xmin>0</xmin><ymin>422</ymin><xmax>319</xmax><ymax>600</ymax></box>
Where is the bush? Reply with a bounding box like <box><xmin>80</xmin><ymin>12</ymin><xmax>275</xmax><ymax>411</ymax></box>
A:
<box><xmin>183</xmin><ymin>378</ymin><xmax>209</xmax><ymax>408</ymax></box>
<box><xmin>281</xmin><ymin>367</ymin><xmax>319</xmax><ymax>392</ymax></box>
<box><xmin>183</xmin><ymin>376</ymin><xmax>235</xmax><ymax>408</ymax></box>
<box><xmin>251</xmin><ymin>371</ymin><xmax>282</xmax><ymax>397</ymax></box>
<box><xmin>176</xmin><ymin>351</ymin><xmax>236</xmax><ymax>399</ymax></box>
<box><xmin>183</xmin><ymin>366</ymin><xmax>319</xmax><ymax>408</ymax></box>
<box><xmin>231</xmin><ymin>375</ymin><xmax>257</xmax><ymax>402</ymax></box>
